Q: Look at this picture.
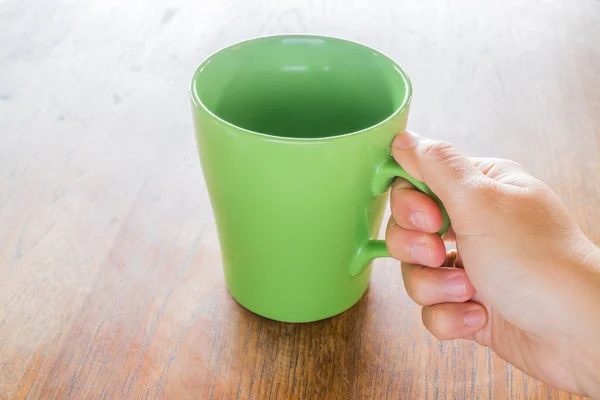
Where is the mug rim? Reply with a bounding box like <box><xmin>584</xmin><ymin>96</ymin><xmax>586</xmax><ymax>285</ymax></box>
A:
<box><xmin>190</xmin><ymin>34</ymin><xmax>413</xmax><ymax>142</ymax></box>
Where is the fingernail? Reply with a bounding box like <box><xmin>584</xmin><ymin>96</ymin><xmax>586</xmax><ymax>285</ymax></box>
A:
<box><xmin>410</xmin><ymin>243</ymin><xmax>431</xmax><ymax>264</ymax></box>
<box><xmin>410</xmin><ymin>210</ymin><xmax>431</xmax><ymax>231</ymax></box>
<box><xmin>443</xmin><ymin>274</ymin><xmax>467</xmax><ymax>298</ymax></box>
<box><xmin>393</xmin><ymin>131</ymin><xmax>419</xmax><ymax>150</ymax></box>
<box><xmin>463</xmin><ymin>308</ymin><xmax>486</xmax><ymax>327</ymax></box>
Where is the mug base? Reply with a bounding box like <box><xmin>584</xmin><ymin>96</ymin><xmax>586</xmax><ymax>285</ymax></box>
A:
<box><xmin>226</xmin><ymin>284</ymin><xmax>370</xmax><ymax>323</ymax></box>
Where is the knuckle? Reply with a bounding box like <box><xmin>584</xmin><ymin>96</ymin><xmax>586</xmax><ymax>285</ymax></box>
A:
<box><xmin>385</xmin><ymin>215</ymin><xmax>396</xmax><ymax>230</ymax></box>
<box><xmin>434</xmin><ymin>331</ymin><xmax>452</xmax><ymax>340</ymax></box>
<box><xmin>421</xmin><ymin>140</ymin><xmax>456</xmax><ymax>162</ymax></box>
<box><xmin>389</xmin><ymin>196</ymin><xmax>412</xmax><ymax>227</ymax></box>
<box><xmin>422</xmin><ymin>307</ymin><xmax>445</xmax><ymax>339</ymax></box>
<box><xmin>402</xmin><ymin>265</ymin><xmax>429</xmax><ymax>306</ymax></box>
<box><xmin>385</xmin><ymin>224</ymin><xmax>403</xmax><ymax>259</ymax></box>
<box><xmin>497</xmin><ymin>158</ymin><xmax>526</xmax><ymax>174</ymax></box>
<box><xmin>386</xmin><ymin>244</ymin><xmax>400</xmax><ymax>260</ymax></box>
<box><xmin>525</xmin><ymin>178</ymin><xmax>552</xmax><ymax>196</ymax></box>
<box><xmin>430</xmin><ymin>324</ymin><xmax>451</xmax><ymax>340</ymax></box>
<box><xmin>491</xmin><ymin>157</ymin><xmax>517</xmax><ymax>166</ymax></box>
<box><xmin>389</xmin><ymin>188</ymin><xmax>407</xmax><ymax>210</ymax></box>
<box><xmin>411</xmin><ymin>294</ymin><xmax>429</xmax><ymax>307</ymax></box>
<box><xmin>421</xmin><ymin>140</ymin><xmax>475</xmax><ymax>185</ymax></box>
<box><xmin>501</xmin><ymin>158</ymin><xmax>522</xmax><ymax>169</ymax></box>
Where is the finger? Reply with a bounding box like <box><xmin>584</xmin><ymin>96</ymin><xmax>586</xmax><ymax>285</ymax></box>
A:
<box><xmin>402</xmin><ymin>263</ymin><xmax>475</xmax><ymax>306</ymax></box>
<box><xmin>391</xmin><ymin>131</ymin><xmax>485</xmax><ymax>210</ymax></box>
<box><xmin>385</xmin><ymin>219</ymin><xmax>446</xmax><ymax>267</ymax></box>
<box><xmin>422</xmin><ymin>302</ymin><xmax>488</xmax><ymax>340</ymax></box>
<box><xmin>390</xmin><ymin>178</ymin><xmax>443</xmax><ymax>233</ymax></box>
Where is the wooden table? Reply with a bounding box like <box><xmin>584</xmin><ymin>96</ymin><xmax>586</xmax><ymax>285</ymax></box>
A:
<box><xmin>1</xmin><ymin>0</ymin><xmax>599</xmax><ymax>398</ymax></box>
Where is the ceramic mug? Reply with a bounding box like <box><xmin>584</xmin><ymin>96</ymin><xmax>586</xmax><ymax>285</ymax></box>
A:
<box><xmin>191</xmin><ymin>35</ymin><xmax>449</xmax><ymax>322</ymax></box>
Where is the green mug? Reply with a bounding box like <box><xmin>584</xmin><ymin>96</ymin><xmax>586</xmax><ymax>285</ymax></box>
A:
<box><xmin>191</xmin><ymin>35</ymin><xmax>449</xmax><ymax>323</ymax></box>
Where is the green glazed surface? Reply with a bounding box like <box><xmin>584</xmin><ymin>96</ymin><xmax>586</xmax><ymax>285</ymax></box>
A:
<box><xmin>191</xmin><ymin>35</ymin><xmax>448</xmax><ymax>322</ymax></box>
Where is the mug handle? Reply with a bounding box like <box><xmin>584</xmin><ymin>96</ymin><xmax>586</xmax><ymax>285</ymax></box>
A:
<box><xmin>349</xmin><ymin>157</ymin><xmax>450</xmax><ymax>276</ymax></box>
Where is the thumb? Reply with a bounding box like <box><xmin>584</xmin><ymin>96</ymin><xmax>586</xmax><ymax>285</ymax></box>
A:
<box><xmin>391</xmin><ymin>131</ymin><xmax>484</xmax><ymax>209</ymax></box>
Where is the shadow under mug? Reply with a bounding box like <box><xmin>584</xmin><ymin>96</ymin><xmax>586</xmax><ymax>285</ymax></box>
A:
<box><xmin>191</xmin><ymin>35</ymin><xmax>449</xmax><ymax>322</ymax></box>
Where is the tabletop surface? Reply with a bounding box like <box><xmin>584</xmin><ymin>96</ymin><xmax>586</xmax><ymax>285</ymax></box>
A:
<box><xmin>1</xmin><ymin>0</ymin><xmax>599</xmax><ymax>399</ymax></box>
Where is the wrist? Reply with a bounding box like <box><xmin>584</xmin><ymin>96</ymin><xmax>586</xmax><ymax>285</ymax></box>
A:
<box><xmin>577</xmin><ymin>353</ymin><xmax>600</xmax><ymax>399</ymax></box>
<box><xmin>574</xmin><ymin>244</ymin><xmax>600</xmax><ymax>398</ymax></box>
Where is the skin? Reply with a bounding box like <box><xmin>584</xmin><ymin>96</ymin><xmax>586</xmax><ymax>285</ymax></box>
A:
<box><xmin>386</xmin><ymin>131</ymin><xmax>600</xmax><ymax>398</ymax></box>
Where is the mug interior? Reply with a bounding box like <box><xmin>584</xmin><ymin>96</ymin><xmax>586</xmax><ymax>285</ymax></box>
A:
<box><xmin>192</xmin><ymin>36</ymin><xmax>411</xmax><ymax>139</ymax></box>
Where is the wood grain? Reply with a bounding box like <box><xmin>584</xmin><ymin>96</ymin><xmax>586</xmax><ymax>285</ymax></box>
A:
<box><xmin>1</xmin><ymin>0</ymin><xmax>599</xmax><ymax>398</ymax></box>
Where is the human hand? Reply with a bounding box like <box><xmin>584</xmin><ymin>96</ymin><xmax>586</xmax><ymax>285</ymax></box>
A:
<box><xmin>386</xmin><ymin>131</ymin><xmax>600</xmax><ymax>397</ymax></box>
